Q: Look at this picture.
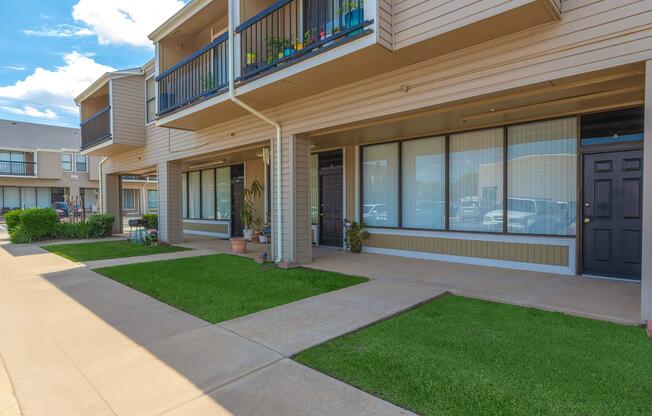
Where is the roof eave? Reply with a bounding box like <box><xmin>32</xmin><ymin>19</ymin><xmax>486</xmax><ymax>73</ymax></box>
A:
<box><xmin>148</xmin><ymin>0</ymin><xmax>213</xmax><ymax>43</ymax></box>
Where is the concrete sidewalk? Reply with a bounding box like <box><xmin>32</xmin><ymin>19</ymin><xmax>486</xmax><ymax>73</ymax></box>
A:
<box><xmin>0</xmin><ymin>238</ymin><xmax>417</xmax><ymax>416</ymax></box>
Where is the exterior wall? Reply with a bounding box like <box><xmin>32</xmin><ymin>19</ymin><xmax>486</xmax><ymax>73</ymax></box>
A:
<box><xmin>271</xmin><ymin>135</ymin><xmax>312</xmax><ymax>264</ymax></box>
<box><xmin>105</xmin><ymin>0</ymin><xmax>652</xmax><ymax>176</ymax></box>
<box><xmin>365</xmin><ymin>231</ymin><xmax>573</xmax><ymax>274</ymax></box>
<box><xmin>183</xmin><ymin>220</ymin><xmax>229</xmax><ymax>237</ymax></box>
<box><xmin>158</xmin><ymin>161</ymin><xmax>183</xmax><ymax>244</ymax></box>
<box><xmin>344</xmin><ymin>145</ymin><xmax>357</xmax><ymax>221</ymax></box>
<box><xmin>377</xmin><ymin>0</ymin><xmax>393</xmax><ymax>49</ymax></box>
<box><xmin>642</xmin><ymin>60</ymin><xmax>652</xmax><ymax>322</ymax></box>
<box><xmin>36</xmin><ymin>151</ymin><xmax>62</xmax><ymax>179</ymax></box>
<box><xmin>88</xmin><ymin>157</ymin><xmax>100</xmax><ymax>181</ymax></box>
<box><xmin>81</xmin><ymin>96</ymin><xmax>109</xmax><ymax>122</ymax></box>
<box><xmin>103</xmin><ymin>174</ymin><xmax>122</xmax><ymax>234</ymax></box>
<box><xmin>111</xmin><ymin>77</ymin><xmax>146</xmax><ymax>147</ymax></box>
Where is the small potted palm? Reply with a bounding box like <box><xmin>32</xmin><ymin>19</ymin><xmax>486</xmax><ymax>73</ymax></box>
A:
<box><xmin>345</xmin><ymin>221</ymin><xmax>369</xmax><ymax>253</ymax></box>
<box><xmin>240</xmin><ymin>179</ymin><xmax>263</xmax><ymax>241</ymax></box>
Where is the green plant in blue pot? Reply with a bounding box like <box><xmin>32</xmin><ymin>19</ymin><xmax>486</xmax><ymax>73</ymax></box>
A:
<box><xmin>341</xmin><ymin>0</ymin><xmax>364</xmax><ymax>36</ymax></box>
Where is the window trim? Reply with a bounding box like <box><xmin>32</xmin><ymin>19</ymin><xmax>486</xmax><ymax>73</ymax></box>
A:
<box><xmin>61</xmin><ymin>153</ymin><xmax>73</xmax><ymax>172</ymax></box>
<box><xmin>359</xmin><ymin>116</ymin><xmax>580</xmax><ymax>238</ymax></box>
<box><xmin>75</xmin><ymin>154</ymin><xmax>88</xmax><ymax>172</ymax></box>
<box><xmin>145</xmin><ymin>75</ymin><xmax>156</xmax><ymax>125</ymax></box>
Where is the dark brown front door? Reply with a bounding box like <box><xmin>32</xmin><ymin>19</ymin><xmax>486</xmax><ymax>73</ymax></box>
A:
<box><xmin>582</xmin><ymin>150</ymin><xmax>643</xmax><ymax>280</ymax></box>
<box><xmin>319</xmin><ymin>151</ymin><xmax>343</xmax><ymax>247</ymax></box>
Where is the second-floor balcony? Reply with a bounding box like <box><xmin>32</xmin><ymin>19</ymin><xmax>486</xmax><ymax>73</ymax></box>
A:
<box><xmin>81</xmin><ymin>106</ymin><xmax>111</xmax><ymax>150</ymax></box>
<box><xmin>0</xmin><ymin>160</ymin><xmax>36</xmax><ymax>176</ymax></box>
<box><xmin>157</xmin><ymin>33</ymin><xmax>229</xmax><ymax>116</ymax></box>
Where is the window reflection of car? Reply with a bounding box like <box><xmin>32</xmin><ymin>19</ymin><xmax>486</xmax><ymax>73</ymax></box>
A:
<box><xmin>363</xmin><ymin>204</ymin><xmax>388</xmax><ymax>222</ymax></box>
<box><xmin>483</xmin><ymin>198</ymin><xmax>561</xmax><ymax>233</ymax></box>
<box><xmin>414</xmin><ymin>200</ymin><xmax>446</xmax><ymax>221</ymax></box>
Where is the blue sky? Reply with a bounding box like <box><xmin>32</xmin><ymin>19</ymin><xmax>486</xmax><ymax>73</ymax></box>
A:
<box><xmin>0</xmin><ymin>0</ymin><xmax>187</xmax><ymax>128</ymax></box>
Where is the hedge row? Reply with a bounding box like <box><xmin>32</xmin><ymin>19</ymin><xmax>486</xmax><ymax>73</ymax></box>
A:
<box><xmin>6</xmin><ymin>208</ymin><xmax>115</xmax><ymax>244</ymax></box>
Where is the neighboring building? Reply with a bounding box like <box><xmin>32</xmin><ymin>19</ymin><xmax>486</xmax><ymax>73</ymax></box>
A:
<box><xmin>0</xmin><ymin>119</ymin><xmax>100</xmax><ymax>214</ymax></box>
<box><xmin>121</xmin><ymin>176</ymin><xmax>158</xmax><ymax>217</ymax></box>
<box><xmin>75</xmin><ymin>0</ymin><xmax>652</xmax><ymax>327</ymax></box>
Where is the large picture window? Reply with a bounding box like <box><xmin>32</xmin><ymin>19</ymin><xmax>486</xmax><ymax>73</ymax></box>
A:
<box><xmin>448</xmin><ymin>128</ymin><xmax>504</xmax><ymax>233</ymax></box>
<box><xmin>402</xmin><ymin>136</ymin><xmax>445</xmax><ymax>230</ymax></box>
<box><xmin>201</xmin><ymin>169</ymin><xmax>215</xmax><ymax>219</ymax></box>
<box><xmin>187</xmin><ymin>171</ymin><xmax>201</xmax><ymax>219</ymax></box>
<box><xmin>362</xmin><ymin>142</ymin><xmax>399</xmax><ymax>227</ymax></box>
<box><xmin>507</xmin><ymin>118</ymin><xmax>577</xmax><ymax>236</ymax></box>
<box><xmin>216</xmin><ymin>167</ymin><xmax>231</xmax><ymax>220</ymax></box>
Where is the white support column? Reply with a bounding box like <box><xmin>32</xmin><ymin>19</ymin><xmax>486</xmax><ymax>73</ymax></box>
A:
<box><xmin>157</xmin><ymin>160</ymin><xmax>184</xmax><ymax>244</ymax></box>
<box><xmin>642</xmin><ymin>60</ymin><xmax>652</xmax><ymax>335</ymax></box>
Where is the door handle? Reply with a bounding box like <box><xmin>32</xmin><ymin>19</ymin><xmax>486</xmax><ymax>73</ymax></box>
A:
<box><xmin>583</xmin><ymin>217</ymin><xmax>591</xmax><ymax>224</ymax></box>
<box><xmin>319</xmin><ymin>213</ymin><xmax>325</xmax><ymax>217</ymax></box>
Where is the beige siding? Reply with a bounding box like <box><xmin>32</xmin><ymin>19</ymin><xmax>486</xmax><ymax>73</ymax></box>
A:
<box><xmin>158</xmin><ymin>161</ymin><xmax>184</xmax><ymax>244</ymax></box>
<box><xmin>367</xmin><ymin>233</ymin><xmax>570</xmax><ymax>266</ymax></box>
<box><xmin>104</xmin><ymin>0</ymin><xmax>652</xmax><ymax>177</ymax></box>
<box><xmin>377</xmin><ymin>0</ymin><xmax>393</xmax><ymax>49</ymax></box>
<box><xmin>36</xmin><ymin>151</ymin><xmax>62</xmax><ymax>179</ymax></box>
<box><xmin>80</xmin><ymin>96</ymin><xmax>109</xmax><ymax>122</ymax></box>
<box><xmin>88</xmin><ymin>157</ymin><xmax>101</xmax><ymax>181</ymax></box>
<box><xmin>344</xmin><ymin>145</ymin><xmax>357</xmax><ymax>220</ymax></box>
<box><xmin>103</xmin><ymin>174</ymin><xmax>122</xmax><ymax>234</ymax></box>
<box><xmin>183</xmin><ymin>221</ymin><xmax>229</xmax><ymax>234</ymax></box>
<box><xmin>392</xmin><ymin>0</ymin><xmax>555</xmax><ymax>51</ymax></box>
<box><xmin>111</xmin><ymin>77</ymin><xmax>146</xmax><ymax>147</ymax></box>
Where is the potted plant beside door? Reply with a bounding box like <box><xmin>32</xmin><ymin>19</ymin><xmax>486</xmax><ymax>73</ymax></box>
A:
<box><xmin>240</xmin><ymin>179</ymin><xmax>264</xmax><ymax>241</ymax></box>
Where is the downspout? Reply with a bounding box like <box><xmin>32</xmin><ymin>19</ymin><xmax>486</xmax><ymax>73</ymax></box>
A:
<box><xmin>98</xmin><ymin>157</ymin><xmax>108</xmax><ymax>213</ymax></box>
<box><xmin>227</xmin><ymin>0</ymin><xmax>283</xmax><ymax>263</ymax></box>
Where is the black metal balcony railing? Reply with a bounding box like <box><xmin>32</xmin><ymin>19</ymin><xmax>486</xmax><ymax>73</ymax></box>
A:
<box><xmin>81</xmin><ymin>106</ymin><xmax>111</xmax><ymax>149</ymax></box>
<box><xmin>0</xmin><ymin>161</ymin><xmax>36</xmax><ymax>176</ymax></box>
<box><xmin>236</xmin><ymin>0</ymin><xmax>371</xmax><ymax>80</ymax></box>
<box><xmin>157</xmin><ymin>33</ymin><xmax>229</xmax><ymax>115</ymax></box>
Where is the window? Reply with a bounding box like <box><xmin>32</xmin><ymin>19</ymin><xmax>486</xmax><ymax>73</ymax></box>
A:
<box><xmin>123</xmin><ymin>189</ymin><xmax>135</xmax><ymax>210</ymax></box>
<box><xmin>201</xmin><ymin>169</ymin><xmax>215</xmax><ymax>219</ymax></box>
<box><xmin>75</xmin><ymin>155</ymin><xmax>87</xmax><ymax>172</ymax></box>
<box><xmin>82</xmin><ymin>188</ymin><xmax>96</xmax><ymax>210</ymax></box>
<box><xmin>187</xmin><ymin>171</ymin><xmax>201</xmax><ymax>219</ymax></box>
<box><xmin>3</xmin><ymin>187</ymin><xmax>19</xmax><ymax>210</ymax></box>
<box><xmin>402</xmin><ymin>136</ymin><xmax>446</xmax><ymax>230</ymax></box>
<box><xmin>362</xmin><ymin>142</ymin><xmax>399</xmax><ymax>227</ymax></box>
<box><xmin>146</xmin><ymin>77</ymin><xmax>156</xmax><ymax>123</ymax></box>
<box><xmin>62</xmin><ymin>154</ymin><xmax>73</xmax><ymax>171</ymax></box>
<box><xmin>182</xmin><ymin>173</ymin><xmax>188</xmax><ymax>218</ymax></box>
<box><xmin>21</xmin><ymin>187</ymin><xmax>36</xmax><ymax>209</ymax></box>
<box><xmin>507</xmin><ymin>118</ymin><xmax>577</xmax><ymax>236</ymax></box>
<box><xmin>37</xmin><ymin>188</ymin><xmax>51</xmax><ymax>208</ymax></box>
<box><xmin>448</xmin><ymin>128</ymin><xmax>504</xmax><ymax>232</ymax></box>
<box><xmin>147</xmin><ymin>190</ymin><xmax>157</xmax><ymax>209</ymax></box>
<box><xmin>216</xmin><ymin>167</ymin><xmax>231</xmax><ymax>220</ymax></box>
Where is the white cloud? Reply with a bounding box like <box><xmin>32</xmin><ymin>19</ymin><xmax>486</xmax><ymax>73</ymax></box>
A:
<box><xmin>3</xmin><ymin>66</ymin><xmax>27</xmax><ymax>71</ymax></box>
<box><xmin>22</xmin><ymin>24</ymin><xmax>94</xmax><ymax>38</ymax></box>
<box><xmin>0</xmin><ymin>51</ymin><xmax>115</xmax><ymax>118</ymax></box>
<box><xmin>0</xmin><ymin>105</ymin><xmax>57</xmax><ymax>120</ymax></box>
<box><xmin>72</xmin><ymin>0</ymin><xmax>186</xmax><ymax>48</ymax></box>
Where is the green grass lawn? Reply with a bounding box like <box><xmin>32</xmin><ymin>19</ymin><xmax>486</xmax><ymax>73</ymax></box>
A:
<box><xmin>44</xmin><ymin>240</ymin><xmax>190</xmax><ymax>262</ymax></box>
<box><xmin>294</xmin><ymin>295</ymin><xmax>652</xmax><ymax>416</ymax></box>
<box><xmin>94</xmin><ymin>254</ymin><xmax>367</xmax><ymax>323</ymax></box>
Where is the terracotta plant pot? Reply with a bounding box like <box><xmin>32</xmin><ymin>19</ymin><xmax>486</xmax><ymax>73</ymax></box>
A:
<box><xmin>230</xmin><ymin>237</ymin><xmax>247</xmax><ymax>254</ymax></box>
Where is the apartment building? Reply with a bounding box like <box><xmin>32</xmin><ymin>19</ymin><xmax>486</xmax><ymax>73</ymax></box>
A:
<box><xmin>0</xmin><ymin>119</ymin><xmax>100</xmax><ymax>214</ymax></box>
<box><xmin>75</xmin><ymin>0</ymin><xmax>652</xmax><ymax>326</ymax></box>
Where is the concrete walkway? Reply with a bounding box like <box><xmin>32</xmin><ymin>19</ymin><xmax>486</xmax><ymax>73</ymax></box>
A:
<box><xmin>0</xmin><ymin>233</ymin><xmax>418</xmax><ymax>416</ymax></box>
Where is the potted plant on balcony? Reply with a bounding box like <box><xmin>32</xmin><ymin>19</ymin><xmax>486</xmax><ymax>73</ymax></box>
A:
<box><xmin>340</xmin><ymin>0</ymin><xmax>364</xmax><ymax>36</ymax></box>
<box><xmin>240</xmin><ymin>179</ymin><xmax>263</xmax><ymax>241</ymax></box>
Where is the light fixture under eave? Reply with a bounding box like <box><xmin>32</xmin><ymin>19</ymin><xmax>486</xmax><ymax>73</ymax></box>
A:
<box><xmin>188</xmin><ymin>159</ymin><xmax>226</xmax><ymax>170</ymax></box>
<box><xmin>261</xmin><ymin>147</ymin><xmax>270</xmax><ymax>165</ymax></box>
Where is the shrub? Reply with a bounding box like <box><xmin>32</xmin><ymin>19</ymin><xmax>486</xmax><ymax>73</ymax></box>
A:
<box><xmin>9</xmin><ymin>225</ymin><xmax>31</xmax><ymax>244</ymax></box>
<box><xmin>19</xmin><ymin>208</ymin><xmax>58</xmax><ymax>241</ymax></box>
<box><xmin>87</xmin><ymin>214</ymin><xmax>115</xmax><ymax>238</ymax></box>
<box><xmin>4</xmin><ymin>209</ymin><xmax>22</xmax><ymax>232</ymax></box>
<box><xmin>54</xmin><ymin>222</ymin><xmax>91</xmax><ymax>240</ymax></box>
<box><xmin>142</xmin><ymin>214</ymin><xmax>158</xmax><ymax>230</ymax></box>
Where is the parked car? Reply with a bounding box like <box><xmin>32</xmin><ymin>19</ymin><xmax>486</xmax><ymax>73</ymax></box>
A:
<box><xmin>483</xmin><ymin>198</ymin><xmax>562</xmax><ymax>233</ymax></box>
<box><xmin>51</xmin><ymin>202</ymin><xmax>82</xmax><ymax>218</ymax></box>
